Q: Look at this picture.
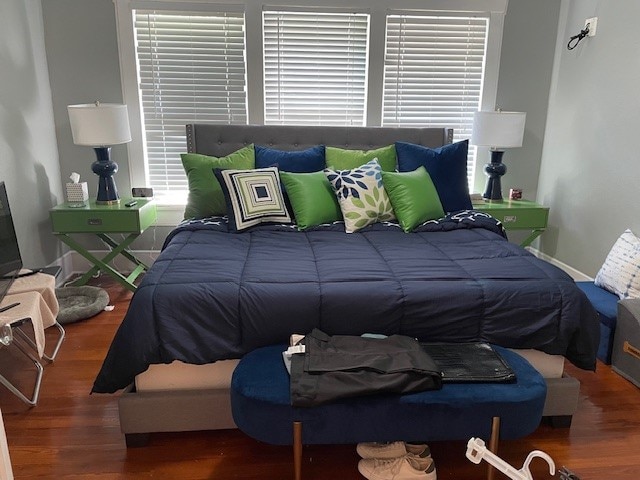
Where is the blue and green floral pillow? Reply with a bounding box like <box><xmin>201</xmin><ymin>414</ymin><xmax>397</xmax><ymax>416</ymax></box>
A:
<box><xmin>324</xmin><ymin>159</ymin><xmax>395</xmax><ymax>233</ymax></box>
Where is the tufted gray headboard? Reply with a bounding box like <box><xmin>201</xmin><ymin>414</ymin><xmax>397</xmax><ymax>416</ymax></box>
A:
<box><xmin>186</xmin><ymin>124</ymin><xmax>453</xmax><ymax>156</ymax></box>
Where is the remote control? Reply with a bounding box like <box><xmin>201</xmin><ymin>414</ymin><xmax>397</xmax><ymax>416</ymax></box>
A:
<box><xmin>125</xmin><ymin>200</ymin><xmax>138</xmax><ymax>208</ymax></box>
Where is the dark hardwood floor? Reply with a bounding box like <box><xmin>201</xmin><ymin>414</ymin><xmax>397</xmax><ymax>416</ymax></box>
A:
<box><xmin>1</xmin><ymin>276</ymin><xmax>639</xmax><ymax>479</ymax></box>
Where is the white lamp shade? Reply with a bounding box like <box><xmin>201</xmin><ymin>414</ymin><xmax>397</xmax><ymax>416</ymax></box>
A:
<box><xmin>471</xmin><ymin>111</ymin><xmax>526</xmax><ymax>149</ymax></box>
<box><xmin>67</xmin><ymin>103</ymin><xmax>132</xmax><ymax>146</ymax></box>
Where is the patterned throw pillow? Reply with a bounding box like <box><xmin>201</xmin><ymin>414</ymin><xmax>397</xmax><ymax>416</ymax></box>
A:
<box><xmin>213</xmin><ymin>167</ymin><xmax>291</xmax><ymax>232</ymax></box>
<box><xmin>595</xmin><ymin>229</ymin><xmax>640</xmax><ymax>299</ymax></box>
<box><xmin>324</xmin><ymin>159</ymin><xmax>395</xmax><ymax>233</ymax></box>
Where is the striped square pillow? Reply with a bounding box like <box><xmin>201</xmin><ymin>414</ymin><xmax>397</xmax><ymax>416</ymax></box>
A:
<box><xmin>214</xmin><ymin>167</ymin><xmax>291</xmax><ymax>232</ymax></box>
<box><xmin>594</xmin><ymin>229</ymin><xmax>640</xmax><ymax>299</ymax></box>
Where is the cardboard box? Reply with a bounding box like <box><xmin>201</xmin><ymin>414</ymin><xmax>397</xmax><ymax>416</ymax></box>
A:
<box><xmin>612</xmin><ymin>299</ymin><xmax>640</xmax><ymax>388</ymax></box>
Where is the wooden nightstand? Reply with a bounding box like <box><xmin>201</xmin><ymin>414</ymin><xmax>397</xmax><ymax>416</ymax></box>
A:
<box><xmin>472</xmin><ymin>199</ymin><xmax>549</xmax><ymax>247</ymax></box>
<box><xmin>50</xmin><ymin>199</ymin><xmax>157</xmax><ymax>291</ymax></box>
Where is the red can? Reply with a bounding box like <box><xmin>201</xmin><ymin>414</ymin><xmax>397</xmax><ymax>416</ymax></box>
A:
<box><xmin>509</xmin><ymin>188</ymin><xmax>522</xmax><ymax>200</ymax></box>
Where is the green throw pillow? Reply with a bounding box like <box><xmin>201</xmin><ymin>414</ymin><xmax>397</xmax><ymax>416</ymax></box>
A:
<box><xmin>325</xmin><ymin>145</ymin><xmax>396</xmax><ymax>172</ymax></box>
<box><xmin>280</xmin><ymin>171</ymin><xmax>342</xmax><ymax>230</ymax></box>
<box><xmin>181</xmin><ymin>145</ymin><xmax>255</xmax><ymax>219</ymax></box>
<box><xmin>382</xmin><ymin>167</ymin><xmax>445</xmax><ymax>232</ymax></box>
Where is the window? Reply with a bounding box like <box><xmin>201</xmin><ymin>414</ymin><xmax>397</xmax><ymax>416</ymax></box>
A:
<box><xmin>115</xmin><ymin>1</ymin><xmax>507</xmax><ymax>221</ymax></box>
<box><xmin>133</xmin><ymin>10</ymin><xmax>247</xmax><ymax>202</ymax></box>
<box><xmin>262</xmin><ymin>10</ymin><xmax>369</xmax><ymax>125</ymax></box>
<box><xmin>382</xmin><ymin>14</ymin><xmax>489</xmax><ymax>186</ymax></box>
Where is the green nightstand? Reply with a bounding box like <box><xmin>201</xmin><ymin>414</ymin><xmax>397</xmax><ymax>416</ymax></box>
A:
<box><xmin>472</xmin><ymin>199</ymin><xmax>549</xmax><ymax>247</ymax></box>
<box><xmin>50</xmin><ymin>199</ymin><xmax>157</xmax><ymax>291</ymax></box>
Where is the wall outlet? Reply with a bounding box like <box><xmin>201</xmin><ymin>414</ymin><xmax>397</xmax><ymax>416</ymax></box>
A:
<box><xmin>585</xmin><ymin>17</ymin><xmax>597</xmax><ymax>37</ymax></box>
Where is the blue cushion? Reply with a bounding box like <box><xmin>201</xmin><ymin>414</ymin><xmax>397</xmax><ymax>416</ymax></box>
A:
<box><xmin>576</xmin><ymin>281</ymin><xmax>618</xmax><ymax>328</ymax></box>
<box><xmin>395</xmin><ymin>140</ymin><xmax>472</xmax><ymax>213</ymax></box>
<box><xmin>576</xmin><ymin>281</ymin><xmax>619</xmax><ymax>364</ymax></box>
<box><xmin>231</xmin><ymin>344</ymin><xmax>546</xmax><ymax>445</ymax></box>
<box><xmin>255</xmin><ymin>145</ymin><xmax>326</xmax><ymax>172</ymax></box>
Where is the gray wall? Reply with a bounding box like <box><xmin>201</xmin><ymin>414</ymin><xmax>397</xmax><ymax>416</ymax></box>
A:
<box><xmin>9</xmin><ymin>0</ymin><xmax>633</xmax><ymax>277</ymax></box>
<box><xmin>41</xmin><ymin>0</ymin><xmax>160</xmax><ymax>248</ymax></box>
<box><xmin>495</xmin><ymin>0</ymin><xmax>560</xmax><ymax>202</ymax></box>
<box><xmin>42</xmin><ymin>0</ymin><xmax>129</xmax><ymax>198</ymax></box>
<box><xmin>40</xmin><ymin>0</ymin><xmax>561</xmax><ymax>250</ymax></box>
<box><xmin>538</xmin><ymin>0</ymin><xmax>640</xmax><ymax>276</ymax></box>
<box><xmin>0</xmin><ymin>0</ymin><xmax>63</xmax><ymax>268</ymax></box>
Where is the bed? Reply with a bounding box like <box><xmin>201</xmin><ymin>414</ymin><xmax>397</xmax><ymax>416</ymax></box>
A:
<box><xmin>92</xmin><ymin>124</ymin><xmax>600</xmax><ymax>446</ymax></box>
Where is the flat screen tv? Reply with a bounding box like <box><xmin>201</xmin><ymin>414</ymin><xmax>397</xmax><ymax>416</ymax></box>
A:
<box><xmin>0</xmin><ymin>181</ymin><xmax>23</xmax><ymax>305</ymax></box>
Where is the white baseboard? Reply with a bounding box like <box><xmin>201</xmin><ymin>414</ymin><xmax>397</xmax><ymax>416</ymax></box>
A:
<box><xmin>53</xmin><ymin>251</ymin><xmax>75</xmax><ymax>285</ymax></box>
<box><xmin>527</xmin><ymin>247</ymin><xmax>593</xmax><ymax>282</ymax></box>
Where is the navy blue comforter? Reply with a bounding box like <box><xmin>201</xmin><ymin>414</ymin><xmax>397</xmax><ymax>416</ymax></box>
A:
<box><xmin>92</xmin><ymin>211</ymin><xmax>599</xmax><ymax>393</ymax></box>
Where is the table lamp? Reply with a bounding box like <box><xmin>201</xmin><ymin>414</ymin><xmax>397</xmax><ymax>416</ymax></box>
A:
<box><xmin>471</xmin><ymin>110</ymin><xmax>526</xmax><ymax>201</ymax></box>
<box><xmin>67</xmin><ymin>102</ymin><xmax>132</xmax><ymax>205</ymax></box>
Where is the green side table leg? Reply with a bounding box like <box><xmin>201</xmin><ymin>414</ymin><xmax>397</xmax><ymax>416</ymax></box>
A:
<box><xmin>97</xmin><ymin>234</ymin><xmax>150</xmax><ymax>270</ymax></box>
<box><xmin>55</xmin><ymin>233</ymin><xmax>145</xmax><ymax>292</ymax></box>
<box><xmin>520</xmin><ymin>229</ymin><xmax>545</xmax><ymax>248</ymax></box>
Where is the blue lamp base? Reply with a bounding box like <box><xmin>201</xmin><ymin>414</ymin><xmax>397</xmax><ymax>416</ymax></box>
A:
<box><xmin>483</xmin><ymin>150</ymin><xmax>506</xmax><ymax>201</ymax></box>
<box><xmin>92</xmin><ymin>147</ymin><xmax>119</xmax><ymax>204</ymax></box>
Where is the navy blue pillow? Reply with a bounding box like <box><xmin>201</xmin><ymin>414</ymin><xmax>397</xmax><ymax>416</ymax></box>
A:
<box><xmin>255</xmin><ymin>145</ymin><xmax>325</xmax><ymax>172</ymax></box>
<box><xmin>395</xmin><ymin>140</ymin><xmax>472</xmax><ymax>213</ymax></box>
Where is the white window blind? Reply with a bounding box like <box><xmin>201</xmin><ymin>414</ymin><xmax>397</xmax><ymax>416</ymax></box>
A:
<box><xmin>134</xmin><ymin>10</ymin><xmax>247</xmax><ymax>200</ymax></box>
<box><xmin>263</xmin><ymin>11</ymin><xmax>369</xmax><ymax>126</ymax></box>
<box><xmin>382</xmin><ymin>15</ymin><xmax>489</xmax><ymax>184</ymax></box>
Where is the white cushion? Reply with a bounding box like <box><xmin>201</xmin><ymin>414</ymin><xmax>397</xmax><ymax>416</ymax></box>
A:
<box><xmin>324</xmin><ymin>159</ymin><xmax>395</xmax><ymax>233</ymax></box>
<box><xmin>595</xmin><ymin>229</ymin><xmax>640</xmax><ymax>299</ymax></box>
<box><xmin>215</xmin><ymin>167</ymin><xmax>291</xmax><ymax>232</ymax></box>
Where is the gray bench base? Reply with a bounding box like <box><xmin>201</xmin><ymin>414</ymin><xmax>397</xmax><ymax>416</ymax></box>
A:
<box><xmin>118</xmin><ymin>374</ymin><xmax>580</xmax><ymax>447</ymax></box>
<box><xmin>118</xmin><ymin>384</ymin><xmax>236</xmax><ymax>447</ymax></box>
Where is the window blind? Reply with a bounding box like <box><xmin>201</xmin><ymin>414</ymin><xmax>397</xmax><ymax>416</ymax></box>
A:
<box><xmin>382</xmin><ymin>15</ymin><xmax>489</xmax><ymax>184</ymax></box>
<box><xmin>134</xmin><ymin>11</ymin><xmax>247</xmax><ymax>199</ymax></box>
<box><xmin>263</xmin><ymin>11</ymin><xmax>369</xmax><ymax>126</ymax></box>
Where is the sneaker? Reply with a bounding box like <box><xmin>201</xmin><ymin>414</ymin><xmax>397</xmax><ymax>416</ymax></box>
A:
<box><xmin>357</xmin><ymin>442</ymin><xmax>431</xmax><ymax>460</ymax></box>
<box><xmin>406</xmin><ymin>443</ymin><xmax>431</xmax><ymax>459</ymax></box>
<box><xmin>358</xmin><ymin>455</ymin><xmax>437</xmax><ymax>480</ymax></box>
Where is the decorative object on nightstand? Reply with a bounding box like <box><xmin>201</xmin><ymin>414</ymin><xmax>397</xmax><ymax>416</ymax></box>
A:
<box><xmin>471</xmin><ymin>110</ymin><xmax>526</xmax><ymax>202</ymax></box>
<box><xmin>65</xmin><ymin>172</ymin><xmax>89</xmax><ymax>207</ymax></box>
<box><xmin>50</xmin><ymin>199</ymin><xmax>157</xmax><ymax>292</ymax></box>
<box><xmin>67</xmin><ymin>101</ymin><xmax>132</xmax><ymax>205</ymax></box>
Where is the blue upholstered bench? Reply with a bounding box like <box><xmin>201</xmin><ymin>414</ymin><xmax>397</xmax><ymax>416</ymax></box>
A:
<box><xmin>231</xmin><ymin>344</ymin><xmax>546</xmax><ymax>480</ymax></box>
<box><xmin>576</xmin><ymin>281</ymin><xmax>619</xmax><ymax>364</ymax></box>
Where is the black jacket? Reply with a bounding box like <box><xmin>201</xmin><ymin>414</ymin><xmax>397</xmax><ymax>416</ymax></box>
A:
<box><xmin>290</xmin><ymin>329</ymin><xmax>442</xmax><ymax>407</ymax></box>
